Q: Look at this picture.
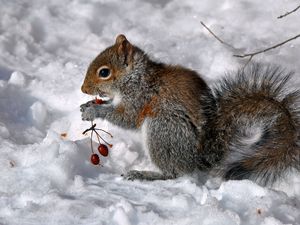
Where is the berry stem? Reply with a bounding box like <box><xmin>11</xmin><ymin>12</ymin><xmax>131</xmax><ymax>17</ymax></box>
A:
<box><xmin>90</xmin><ymin>130</ymin><xmax>94</xmax><ymax>154</ymax></box>
<box><xmin>94</xmin><ymin>128</ymin><xmax>113</xmax><ymax>138</ymax></box>
<box><xmin>82</xmin><ymin>123</ymin><xmax>97</xmax><ymax>135</ymax></box>
<box><xmin>94</xmin><ymin>130</ymin><xmax>112</xmax><ymax>147</ymax></box>
<box><xmin>95</xmin><ymin>131</ymin><xmax>101</xmax><ymax>145</ymax></box>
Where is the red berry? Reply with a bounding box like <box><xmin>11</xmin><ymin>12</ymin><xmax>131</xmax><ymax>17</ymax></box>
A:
<box><xmin>90</xmin><ymin>154</ymin><xmax>100</xmax><ymax>165</ymax></box>
<box><xmin>98</xmin><ymin>144</ymin><xmax>109</xmax><ymax>157</ymax></box>
<box><xmin>94</xmin><ymin>98</ymin><xmax>103</xmax><ymax>104</ymax></box>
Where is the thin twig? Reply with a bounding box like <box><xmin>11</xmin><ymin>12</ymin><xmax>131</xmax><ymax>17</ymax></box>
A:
<box><xmin>200</xmin><ymin>21</ymin><xmax>235</xmax><ymax>49</ymax></box>
<box><xmin>277</xmin><ymin>4</ymin><xmax>300</xmax><ymax>19</ymax></box>
<box><xmin>242</xmin><ymin>56</ymin><xmax>254</xmax><ymax>69</ymax></box>
<box><xmin>233</xmin><ymin>33</ymin><xmax>300</xmax><ymax>59</ymax></box>
<box><xmin>201</xmin><ymin>20</ymin><xmax>300</xmax><ymax>67</ymax></box>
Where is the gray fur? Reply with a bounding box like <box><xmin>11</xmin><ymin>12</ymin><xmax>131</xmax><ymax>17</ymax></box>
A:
<box><xmin>210</xmin><ymin>63</ymin><xmax>300</xmax><ymax>185</ymax></box>
<box><xmin>147</xmin><ymin>112</ymin><xmax>200</xmax><ymax>177</ymax></box>
<box><xmin>81</xmin><ymin>40</ymin><xmax>300</xmax><ymax>185</ymax></box>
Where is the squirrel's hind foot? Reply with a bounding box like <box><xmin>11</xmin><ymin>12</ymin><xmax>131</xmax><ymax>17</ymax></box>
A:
<box><xmin>122</xmin><ymin>170</ymin><xmax>176</xmax><ymax>181</ymax></box>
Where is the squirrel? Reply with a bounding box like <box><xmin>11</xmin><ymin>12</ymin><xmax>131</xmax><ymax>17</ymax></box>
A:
<box><xmin>80</xmin><ymin>34</ymin><xmax>300</xmax><ymax>185</ymax></box>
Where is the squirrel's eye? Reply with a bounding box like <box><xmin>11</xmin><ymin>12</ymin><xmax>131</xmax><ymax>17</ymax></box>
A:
<box><xmin>97</xmin><ymin>67</ymin><xmax>111</xmax><ymax>80</ymax></box>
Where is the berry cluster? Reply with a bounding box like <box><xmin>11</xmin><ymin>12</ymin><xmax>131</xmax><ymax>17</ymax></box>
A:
<box><xmin>82</xmin><ymin>98</ymin><xmax>113</xmax><ymax>166</ymax></box>
<box><xmin>82</xmin><ymin>123</ymin><xmax>113</xmax><ymax>165</ymax></box>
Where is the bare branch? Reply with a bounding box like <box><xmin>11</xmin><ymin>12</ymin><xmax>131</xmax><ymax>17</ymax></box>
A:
<box><xmin>200</xmin><ymin>21</ymin><xmax>235</xmax><ymax>49</ymax></box>
<box><xmin>277</xmin><ymin>4</ymin><xmax>300</xmax><ymax>19</ymax></box>
<box><xmin>201</xmin><ymin>20</ymin><xmax>300</xmax><ymax>67</ymax></box>
<box><xmin>233</xmin><ymin>34</ymin><xmax>300</xmax><ymax>59</ymax></box>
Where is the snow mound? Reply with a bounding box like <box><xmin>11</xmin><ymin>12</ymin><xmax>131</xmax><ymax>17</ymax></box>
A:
<box><xmin>0</xmin><ymin>0</ymin><xmax>299</xmax><ymax>224</ymax></box>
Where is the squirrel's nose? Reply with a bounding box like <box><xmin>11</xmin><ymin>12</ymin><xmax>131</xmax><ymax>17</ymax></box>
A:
<box><xmin>81</xmin><ymin>85</ymin><xmax>88</xmax><ymax>94</ymax></box>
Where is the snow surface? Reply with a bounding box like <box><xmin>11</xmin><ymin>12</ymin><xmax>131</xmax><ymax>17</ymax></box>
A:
<box><xmin>0</xmin><ymin>0</ymin><xmax>300</xmax><ymax>224</ymax></box>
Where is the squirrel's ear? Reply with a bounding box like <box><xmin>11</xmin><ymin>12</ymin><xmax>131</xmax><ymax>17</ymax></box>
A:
<box><xmin>115</xmin><ymin>34</ymin><xmax>127</xmax><ymax>45</ymax></box>
<box><xmin>115</xmin><ymin>34</ymin><xmax>133</xmax><ymax>66</ymax></box>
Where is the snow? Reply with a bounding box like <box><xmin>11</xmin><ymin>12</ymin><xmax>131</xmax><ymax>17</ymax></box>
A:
<box><xmin>0</xmin><ymin>0</ymin><xmax>300</xmax><ymax>224</ymax></box>
<box><xmin>8</xmin><ymin>71</ymin><xmax>26</xmax><ymax>87</ymax></box>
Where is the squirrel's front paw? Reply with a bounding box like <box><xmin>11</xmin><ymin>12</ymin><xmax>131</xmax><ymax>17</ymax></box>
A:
<box><xmin>80</xmin><ymin>101</ymin><xmax>113</xmax><ymax>121</ymax></box>
<box><xmin>80</xmin><ymin>100</ymin><xmax>101</xmax><ymax>121</ymax></box>
<box><xmin>80</xmin><ymin>103</ymin><xmax>98</xmax><ymax>121</ymax></box>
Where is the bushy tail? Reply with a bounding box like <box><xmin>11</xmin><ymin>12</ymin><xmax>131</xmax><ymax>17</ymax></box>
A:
<box><xmin>212</xmin><ymin>63</ymin><xmax>300</xmax><ymax>185</ymax></box>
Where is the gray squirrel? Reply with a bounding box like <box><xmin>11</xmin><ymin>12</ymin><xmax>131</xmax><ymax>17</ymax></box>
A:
<box><xmin>80</xmin><ymin>34</ymin><xmax>300</xmax><ymax>185</ymax></box>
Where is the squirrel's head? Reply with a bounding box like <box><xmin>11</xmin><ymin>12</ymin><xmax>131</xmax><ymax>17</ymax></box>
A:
<box><xmin>81</xmin><ymin>34</ymin><xmax>146</xmax><ymax>99</ymax></box>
